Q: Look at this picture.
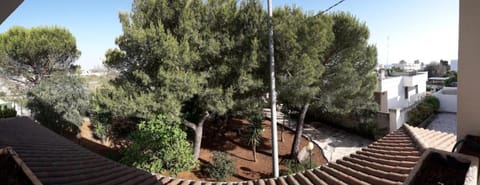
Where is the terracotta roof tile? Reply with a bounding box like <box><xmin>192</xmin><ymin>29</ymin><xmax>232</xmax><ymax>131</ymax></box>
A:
<box><xmin>0</xmin><ymin>117</ymin><xmax>160</xmax><ymax>185</ymax></box>
<box><xmin>311</xmin><ymin>168</ymin><xmax>347</xmax><ymax>185</ymax></box>
<box><xmin>303</xmin><ymin>169</ymin><xmax>327</xmax><ymax>185</ymax></box>
<box><xmin>0</xmin><ymin>117</ymin><xmax>459</xmax><ymax>185</ymax></box>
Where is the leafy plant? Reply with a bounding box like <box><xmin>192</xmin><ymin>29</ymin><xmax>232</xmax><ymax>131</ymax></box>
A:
<box><xmin>280</xmin><ymin>157</ymin><xmax>318</xmax><ymax>175</ymax></box>
<box><xmin>206</xmin><ymin>151</ymin><xmax>236</xmax><ymax>181</ymax></box>
<box><xmin>121</xmin><ymin>115</ymin><xmax>197</xmax><ymax>175</ymax></box>
<box><xmin>92</xmin><ymin>121</ymin><xmax>110</xmax><ymax>144</ymax></box>
<box><xmin>0</xmin><ymin>105</ymin><xmax>16</xmax><ymax>118</ymax></box>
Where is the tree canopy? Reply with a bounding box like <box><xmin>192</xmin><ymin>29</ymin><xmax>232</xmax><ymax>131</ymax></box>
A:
<box><xmin>424</xmin><ymin>62</ymin><xmax>448</xmax><ymax>77</ymax></box>
<box><xmin>93</xmin><ymin>0</ymin><xmax>379</xmax><ymax>170</ymax></box>
<box><xmin>94</xmin><ymin>0</ymin><xmax>268</xmax><ymax>160</ymax></box>
<box><xmin>27</xmin><ymin>72</ymin><xmax>90</xmax><ymax>132</ymax></box>
<box><xmin>273</xmin><ymin>6</ymin><xmax>333</xmax><ymax>158</ymax></box>
<box><xmin>0</xmin><ymin>26</ymin><xmax>80</xmax><ymax>86</ymax></box>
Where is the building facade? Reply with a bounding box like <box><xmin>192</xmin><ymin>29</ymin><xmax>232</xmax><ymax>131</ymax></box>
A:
<box><xmin>375</xmin><ymin>70</ymin><xmax>428</xmax><ymax>131</ymax></box>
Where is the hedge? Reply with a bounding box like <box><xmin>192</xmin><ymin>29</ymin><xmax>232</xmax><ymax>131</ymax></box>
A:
<box><xmin>407</xmin><ymin>96</ymin><xmax>440</xmax><ymax>126</ymax></box>
<box><xmin>0</xmin><ymin>105</ymin><xmax>17</xmax><ymax>118</ymax></box>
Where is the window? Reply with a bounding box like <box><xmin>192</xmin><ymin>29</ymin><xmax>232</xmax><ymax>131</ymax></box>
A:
<box><xmin>405</xmin><ymin>87</ymin><xmax>409</xmax><ymax>99</ymax></box>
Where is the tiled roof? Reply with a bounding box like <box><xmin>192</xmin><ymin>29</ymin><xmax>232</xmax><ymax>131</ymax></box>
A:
<box><xmin>0</xmin><ymin>117</ymin><xmax>161</xmax><ymax>185</ymax></box>
<box><xmin>0</xmin><ymin>117</ymin><xmax>457</xmax><ymax>185</ymax></box>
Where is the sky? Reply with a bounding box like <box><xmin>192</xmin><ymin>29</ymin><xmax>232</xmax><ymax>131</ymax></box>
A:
<box><xmin>0</xmin><ymin>0</ymin><xmax>459</xmax><ymax>71</ymax></box>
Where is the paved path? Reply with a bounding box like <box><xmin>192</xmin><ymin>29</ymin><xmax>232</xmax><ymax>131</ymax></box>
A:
<box><xmin>426</xmin><ymin>113</ymin><xmax>457</xmax><ymax>135</ymax></box>
<box><xmin>264</xmin><ymin>109</ymin><xmax>372</xmax><ymax>162</ymax></box>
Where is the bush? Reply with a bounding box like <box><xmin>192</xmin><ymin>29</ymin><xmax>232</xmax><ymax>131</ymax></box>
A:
<box><xmin>407</xmin><ymin>96</ymin><xmax>440</xmax><ymax>126</ymax></box>
<box><xmin>0</xmin><ymin>105</ymin><xmax>16</xmax><ymax>118</ymax></box>
<box><xmin>280</xmin><ymin>157</ymin><xmax>318</xmax><ymax>175</ymax></box>
<box><xmin>121</xmin><ymin>115</ymin><xmax>197</xmax><ymax>175</ymax></box>
<box><xmin>424</xmin><ymin>96</ymin><xmax>440</xmax><ymax>111</ymax></box>
<box><xmin>206</xmin><ymin>151</ymin><xmax>235</xmax><ymax>181</ymax></box>
<box><xmin>92</xmin><ymin>121</ymin><xmax>110</xmax><ymax>143</ymax></box>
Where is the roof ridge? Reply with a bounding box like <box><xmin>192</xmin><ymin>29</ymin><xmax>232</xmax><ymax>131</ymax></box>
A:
<box><xmin>403</xmin><ymin>124</ymin><xmax>457</xmax><ymax>152</ymax></box>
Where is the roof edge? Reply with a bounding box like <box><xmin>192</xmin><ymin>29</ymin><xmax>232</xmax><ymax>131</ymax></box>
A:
<box><xmin>0</xmin><ymin>147</ymin><xmax>43</xmax><ymax>185</ymax></box>
<box><xmin>403</xmin><ymin>125</ymin><xmax>428</xmax><ymax>152</ymax></box>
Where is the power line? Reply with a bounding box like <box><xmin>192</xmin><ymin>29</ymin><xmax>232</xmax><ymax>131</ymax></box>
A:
<box><xmin>315</xmin><ymin>0</ymin><xmax>347</xmax><ymax>16</ymax></box>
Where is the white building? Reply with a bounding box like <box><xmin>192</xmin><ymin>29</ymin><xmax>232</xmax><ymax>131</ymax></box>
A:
<box><xmin>375</xmin><ymin>70</ymin><xmax>428</xmax><ymax>131</ymax></box>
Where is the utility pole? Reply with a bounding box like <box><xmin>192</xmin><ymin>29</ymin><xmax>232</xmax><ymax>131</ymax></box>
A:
<box><xmin>267</xmin><ymin>0</ymin><xmax>279</xmax><ymax>178</ymax></box>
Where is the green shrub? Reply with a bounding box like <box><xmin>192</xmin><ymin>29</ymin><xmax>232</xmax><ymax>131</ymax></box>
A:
<box><xmin>407</xmin><ymin>96</ymin><xmax>440</xmax><ymax>126</ymax></box>
<box><xmin>121</xmin><ymin>115</ymin><xmax>197</xmax><ymax>175</ymax></box>
<box><xmin>424</xmin><ymin>96</ymin><xmax>440</xmax><ymax>111</ymax></box>
<box><xmin>280</xmin><ymin>157</ymin><xmax>318</xmax><ymax>176</ymax></box>
<box><xmin>206</xmin><ymin>151</ymin><xmax>235</xmax><ymax>181</ymax></box>
<box><xmin>92</xmin><ymin>121</ymin><xmax>110</xmax><ymax>143</ymax></box>
<box><xmin>0</xmin><ymin>105</ymin><xmax>17</xmax><ymax>118</ymax></box>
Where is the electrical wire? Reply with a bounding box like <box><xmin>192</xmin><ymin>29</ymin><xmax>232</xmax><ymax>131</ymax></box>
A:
<box><xmin>315</xmin><ymin>0</ymin><xmax>347</xmax><ymax>16</ymax></box>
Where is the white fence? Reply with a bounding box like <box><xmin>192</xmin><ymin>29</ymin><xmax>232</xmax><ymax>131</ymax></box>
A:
<box><xmin>434</xmin><ymin>88</ymin><xmax>457</xmax><ymax>113</ymax></box>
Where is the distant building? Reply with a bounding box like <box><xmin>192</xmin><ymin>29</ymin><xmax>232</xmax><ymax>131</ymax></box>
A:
<box><xmin>376</xmin><ymin>71</ymin><xmax>428</xmax><ymax>110</ymax></box>
<box><xmin>450</xmin><ymin>59</ymin><xmax>458</xmax><ymax>72</ymax></box>
<box><xmin>427</xmin><ymin>77</ymin><xmax>449</xmax><ymax>92</ymax></box>
<box><xmin>375</xmin><ymin>70</ymin><xmax>428</xmax><ymax>131</ymax></box>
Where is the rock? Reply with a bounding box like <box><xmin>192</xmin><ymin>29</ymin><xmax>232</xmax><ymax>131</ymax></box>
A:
<box><xmin>297</xmin><ymin>146</ymin><xmax>310</xmax><ymax>162</ymax></box>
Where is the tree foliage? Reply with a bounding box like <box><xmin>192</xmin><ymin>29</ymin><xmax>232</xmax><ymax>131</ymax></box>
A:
<box><xmin>316</xmin><ymin>12</ymin><xmax>378</xmax><ymax>115</ymax></box>
<box><xmin>424</xmin><ymin>62</ymin><xmax>448</xmax><ymax>77</ymax></box>
<box><xmin>273</xmin><ymin>6</ymin><xmax>333</xmax><ymax>158</ymax></box>
<box><xmin>0</xmin><ymin>26</ymin><xmax>80</xmax><ymax>86</ymax></box>
<box><xmin>93</xmin><ymin>0</ymin><xmax>379</xmax><ymax>168</ymax></box>
<box><xmin>121</xmin><ymin>115</ymin><xmax>197</xmax><ymax>175</ymax></box>
<box><xmin>27</xmin><ymin>73</ymin><xmax>89</xmax><ymax>132</ymax></box>
<box><xmin>0</xmin><ymin>105</ymin><xmax>16</xmax><ymax>118</ymax></box>
<box><xmin>95</xmin><ymin>0</ymin><xmax>267</xmax><ymax>160</ymax></box>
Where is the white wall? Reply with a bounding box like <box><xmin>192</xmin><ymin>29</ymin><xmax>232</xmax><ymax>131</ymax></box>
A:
<box><xmin>381</xmin><ymin>76</ymin><xmax>405</xmax><ymax>109</ymax></box>
<box><xmin>434</xmin><ymin>93</ymin><xmax>457</xmax><ymax>113</ymax></box>
<box><xmin>379</xmin><ymin>72</ymin><xmax>428</xmax><ymax>109</ymax></box>
<box><xmin>433</xmin><ymin>87</ymin><xmax>457</xmax><ymax>113</ymax></box>
<box><xmin>389</xmin><ymin>108</ymin><xmax>410</xmax><ymax>132</ymax></box>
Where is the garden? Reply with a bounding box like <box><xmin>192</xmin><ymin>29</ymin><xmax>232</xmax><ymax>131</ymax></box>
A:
<box><xmin>0</xmin><ymin>0</ymin><xmax>379</xmax><ymax>181</ymax></box>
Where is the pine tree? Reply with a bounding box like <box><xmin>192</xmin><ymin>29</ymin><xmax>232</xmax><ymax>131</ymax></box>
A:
<box><xmin>98</xmin><ymin>0</ymin><xmax>267</xmax><ymax>160</ymax></box>
<box><xmin>273</xmin><ymin>6</ymin><xmax>334</xmax><ymax>159</ymax></box>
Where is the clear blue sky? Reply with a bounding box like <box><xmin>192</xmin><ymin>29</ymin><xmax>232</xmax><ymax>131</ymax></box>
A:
<box><xmin>0</xmin><ymin>0</ymin><xmax>458</xmax><ymax>70</ymax></box>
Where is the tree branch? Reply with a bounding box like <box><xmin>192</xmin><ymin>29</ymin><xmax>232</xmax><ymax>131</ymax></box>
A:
<box><xmin>6</xmin><ymin>77</ymin><xmax>28</xmax><ymax>85</ymax></box>
<box><xmin>199</xmin><ymin>111</ymin><xmax>210</xmax><ymax>125</ymax></box>
<box><xmin>182</xmin><ymin>119</ymin><xmax>197</xmax><ymax>130</ymax></box>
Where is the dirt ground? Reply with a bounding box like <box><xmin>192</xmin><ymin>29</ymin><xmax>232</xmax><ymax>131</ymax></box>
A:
<box><xmin>176</xmin><ymin>118</ymin><xmax>327</xmax><ymax>181</ymax></box>
<box><xmin>69</xmin><ymin>118</ymin><xmax>327</xmax><ymax>181</ymax></box>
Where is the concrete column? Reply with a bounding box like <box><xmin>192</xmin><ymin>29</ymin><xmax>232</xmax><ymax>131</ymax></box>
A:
<box><xmin>458</xmin><ymin>0</ymin><xmax>480</xmax><ymax>140</ymax></box>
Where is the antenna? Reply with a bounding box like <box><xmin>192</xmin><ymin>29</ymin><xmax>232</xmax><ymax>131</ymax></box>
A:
<box><xmin>386</xmin><ymin>36</ymin><xmax>390</xmax><ymax>66</ymax></box>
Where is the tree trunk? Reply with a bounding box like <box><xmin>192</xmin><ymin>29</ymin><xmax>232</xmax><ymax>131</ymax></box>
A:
<box><xmin>280</xmin><ymin>119</ymin><xmax>284</xmax><ymax>142</ymax></box>
<box><xmin>183</xmin><ymin>111</ymin><xmax>210</xmax><ymax>160</ymax></box>
<box><xmin>290</xmin><ymin>103</ymin><xmax>310</xmax><ymax>159</ymax></box>
<box><xmin>253</xmin><ymin>145</ymin><xmax>257</xmax><ymax>162</ymax></box>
